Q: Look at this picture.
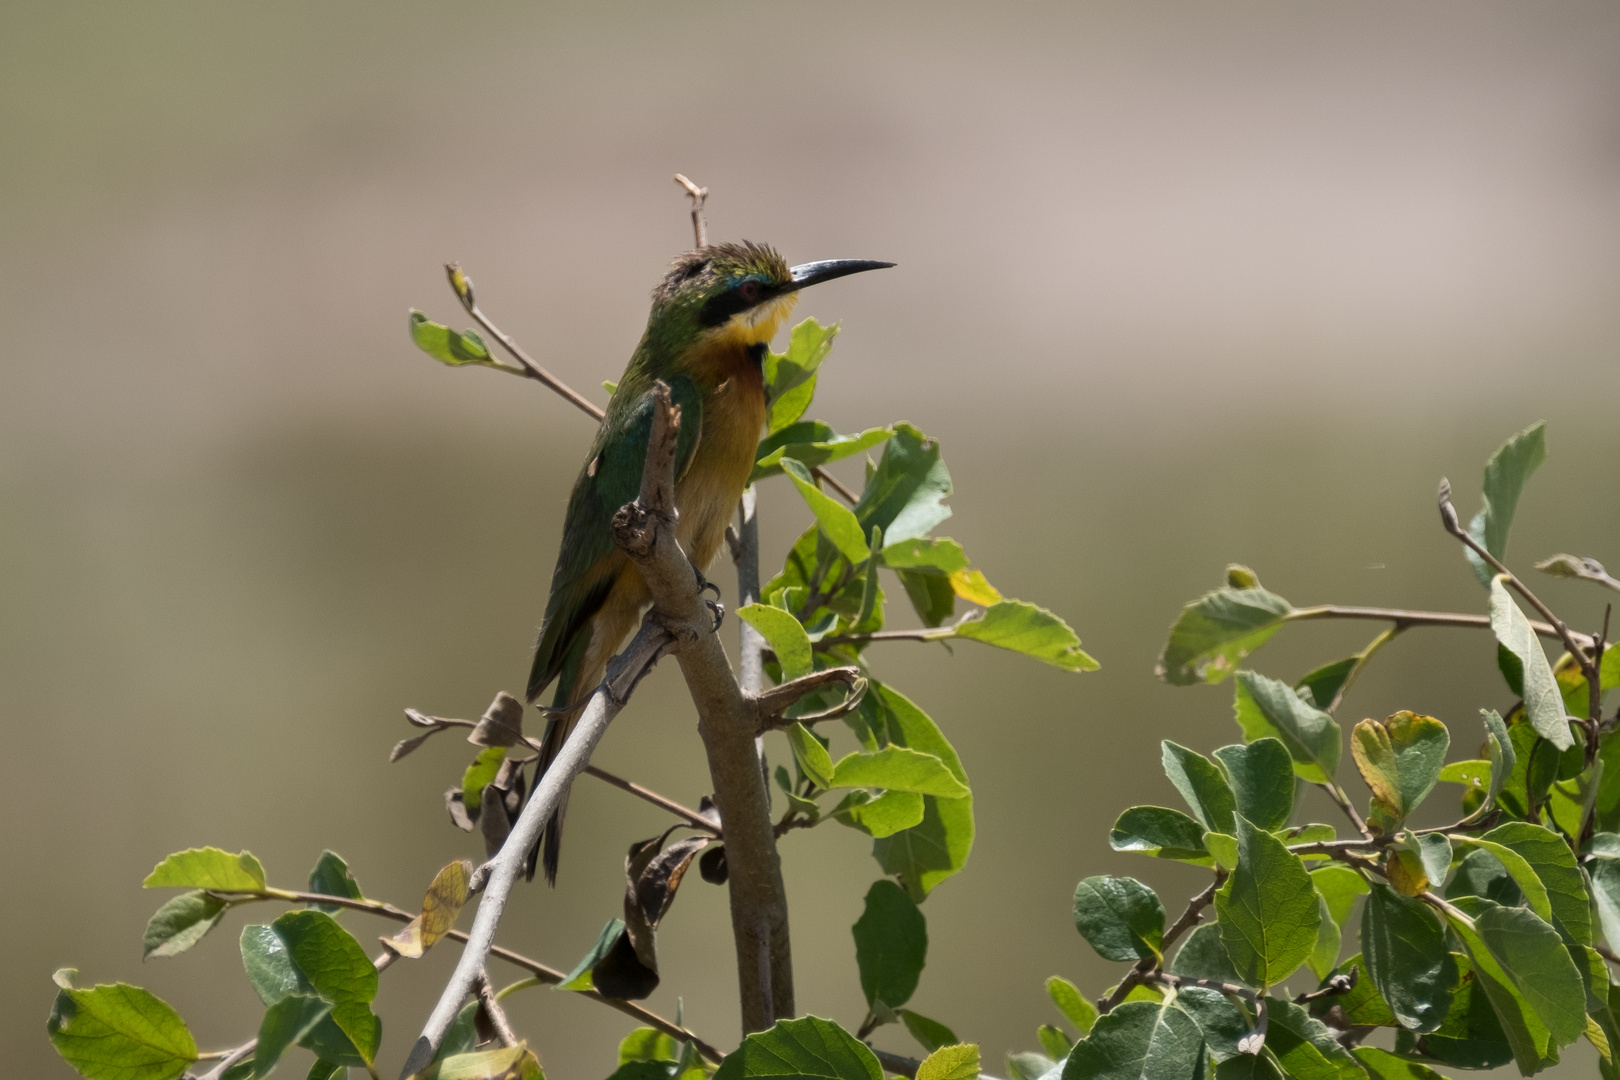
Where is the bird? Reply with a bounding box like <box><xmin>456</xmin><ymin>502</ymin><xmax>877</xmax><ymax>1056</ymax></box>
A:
<box><xmin>525</xmin><ymin>240</ymin><xmax>893</xmax><ymax>883</ymax></box>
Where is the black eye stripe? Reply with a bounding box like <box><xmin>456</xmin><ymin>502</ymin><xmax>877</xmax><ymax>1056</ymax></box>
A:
<box><xmin>698</xmin><ymin>279</ymin><xmax>773</xmax><ymax>327</ymax></box>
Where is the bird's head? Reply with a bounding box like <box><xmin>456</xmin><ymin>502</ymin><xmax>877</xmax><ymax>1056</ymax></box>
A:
<box><xmin>650</xmin><ymin>241</ymin><xmax>893</xmax><ymax>351</ymax></box>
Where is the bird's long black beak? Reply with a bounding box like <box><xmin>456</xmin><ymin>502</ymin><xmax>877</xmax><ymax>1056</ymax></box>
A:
<box><xmin>784</xmin><ymin>259</ymin><xmax>895</xmax><ymax>293</ymax></box>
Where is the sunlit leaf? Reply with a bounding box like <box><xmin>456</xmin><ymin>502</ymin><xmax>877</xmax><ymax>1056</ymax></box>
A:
<box><xmin>954</xmin><ymin>601</ymin><xmax>1097</xmax><ymax>672</ymax></box>
<box><xmin>753</xmin><ymin>423</ymin><xmax>892</xmax><ymax>483</ymax></box>
<box><xmin>1156</xmin><ymin>573</ymin><xmax>1293</xmax><ymax>686</ymax></box>
<box><xmin>830</xmin><ymin>746</ymin><xmax>969</xmax><ymax>798</ymax></box>
<box><xmin>1061</xmin><ymin>998</ymin><xmax>1203</xmax><ymax>1080</ymax></box>
<box><xmin>854</xmin><ymin>424</ymin><xmax>952</xmax><ymax>547</ymax></box>
<box><xmin>1489</xmin><ymin>578</ymin><xmax>1572</xmax><ymax>750</ymax></box>
<box><xmin>1465</xmin><ymin>421</ymin><xmax>1546</xmax><ymax>588</ymax></box>
<box><xmin>1108</xmin><ymin>806</ymin><xmax>1211</xmax><ymax>866</ymax></box>
<box><xmin>1350</xmin><ymin>711</ymin><xmax>1449</xmax><ymax>834</ymax></box>
<box><xmin>738</xmin><ymin>603</ymin><xmax>814</xmax><ymax>680</ymax></box>
<box><xmin>713</xmin><ymin>1016</ymin><xmax>881</xmax><ymax>1080</ymax></box>
<box><xmin>48</xmin><ymin>973</ymin><xmax>198</xmax><ymax>1080</ymax></box>
<box><xmin>916</xmin><ymin>1045</ymin><xmax>979</xmax><ymax>1080</ymax></box>
<box><xmin>144</xmin><ymin>847</ymin><xmax>266</xmax><ymax>892</ymax></box>
<box><xmin>1217</xmin><ymin>815</ymin><xmax>1319</xmax><ymax>989</ymax></box>
<box><xmin>781</xmin><ymin>459</ymin><xmax>871</xmax><ymax>565</ymax></box>
<box><xmin>409</xmin><ymin>310</ymin><xmax>495</xmax><ymax>367</ymax></box>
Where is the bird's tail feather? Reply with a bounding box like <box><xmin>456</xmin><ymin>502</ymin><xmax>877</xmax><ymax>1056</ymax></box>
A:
<box><xmin>529</xmin><ymin>643</ymin><xmax>603</xmax><ymax>886</ymax></box>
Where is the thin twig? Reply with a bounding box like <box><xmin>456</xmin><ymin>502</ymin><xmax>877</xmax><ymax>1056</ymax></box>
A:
<box><xmin>1317</xmin><ymin>784</ymin><xmax>1373</xmax><ymax>839</ymax></box>
<box><xmin>583</xmin><ymin>764</ymin><xmax>720</xmax><ymax>835</ymax></box>
<box><xmin>209</xmin><ymin>888</ymin><xmax>723</xmax><ymax>1063</ymax></box>
<box><xmin>445</xmin><ymin>264</ymin><xmax>607</xmax><ymax>421</ymax></box>
<box><xmin>1139</xmin><ymin>970</ymin><xmax>1256</xmax><ymax>1001</ymax></box>
<box><xmin>674</xmin><ymin>174</ymin><xmax>709</xmax><ymax>248</ymax></box>
<box><xmin>475</xmin><ymin>971</ymin><xmax>519</xmax><ymax>1048</ymax></box>
<box><xmin>1437</xmin><ymin>478</ymin><xmax>1597</xmax><ymax>670</ymax></box>
<box><xmin>1286</xmin><ymin>603</ymin><xmax>1591</xmax><ymax>648</ymax></box>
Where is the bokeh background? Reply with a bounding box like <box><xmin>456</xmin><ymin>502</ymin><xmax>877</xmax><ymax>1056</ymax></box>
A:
<box><xmin>5</xmin><ymin>2</ymin><xmax>1620</xmax><ymax>1076</ymax></box>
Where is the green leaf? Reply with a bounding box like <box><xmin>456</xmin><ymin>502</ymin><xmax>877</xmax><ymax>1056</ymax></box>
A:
<box><xmin>753</xmin><ymin>423</ymin><xmax>893</xmax><ymax>483</ymax></box>
<box><xmin>272</xmin><ymin>911</ymin><xmax>380</xmax><ymax>1066</ymax></box>
<box><xmin>1073</xmin><ymin>876</ymin><xmax>1165</xmax><ymax>963</ymax></box>
<box><xmin>461</xmin><ymin>746</ymin><xmax>507</xmax><ymax>816</ymax></box>
<box><xmin>1061</xmin><ymin>999</ymin><xmax>1203</xmax><ymax>1080</ymax></box>
<box><xmin>144</xmin><ymin>847</ymin><xmax>266</xmax><ymax>892</ymax></box>
<box><xmin>1361</xmin><ymin>883</ymin><xmax>1456</xmax><ymax>1032</ymax></box>
<box><xmin>253</xmin><ymin>994</ymin><xmax>329</xmax><ymax>1079</ymax></box>
<box><xmin>1156</xmin><ymin>577</ymin><xmax>1293</xmax><ymax>686</ymax></box>
<box><xmin>855</xmin><ymin>526</ymin><xmax>884</xmax><ymax>632</ymax></box>
<box><xmin>713</xmin><ymin>1016</ymin><xmax>882</xmax><ymax>1080</ymax></box>
<box><xmin>1108</xmin><ymin>806</ymin><xmax>1211</xmax><ymax>865</ymax></box>
<box><xmin>1294</xmin><ymin>656</ymin><xmax>1357</xmax><ymax>712</ymax></box>
<box><xmin>1307</xmin><ymin>866</ymin><xmax>1368</xmax><ymax>979</ymax></box>
<box><xmin>1232</xmin><ymin>671</ymin><xmax>1341</xmax><ymax>784</ymax></box>
<box><xmin>1468</xmin><ymin>821</ymin><xmax>1589</xmax><ymax>945</ymax></box>
<box><xmin>1489</xmin><ymin>578</ymin><xmax>1572</xmax><ymax>750</ymax></box>
<box><xmin>1466</xmin><ymin>421</ymin><xmax>1547</xmax><ymax>588</ymax></box>
<box><xmin>1591</xmin><ymin>856</ymin><xmax>1620</xmax><ymax>953</ymax></box>
<box><xmin>853</xmin><ymin>880</ymin><xmax>927</xmax><ymax>1011</ymax></box>
<box><xmin>1037</xmin><ymin>1026</ymin><xmax>1071</xmax><ymax>1060</ymax></box>
<box><xmin>1390</xmin><ymin>951</ymin><xmax>1512</xmax><ymax>1070</ymax></box>
<box><xmin>738</xmin><ymin>603</ymin><xmax>814</xmax><ymax>680</ymax></box>
<box><xmin>240</xmin><ymin>923</ymin><xmax>314</xmax><ymax>1005</ymax></box>
<box><xmin>781</xmin><ymin>458</ymin><xmax>871</xmax><ymax>564</ymax></box>
<box><xmin>954</xmin><ymin>601</ymin><xmax>1098</xmax><ymax>672</ymax></box>
<box><xmin>1217</xmin><ymin>815</ymin><xmax>1320</xmax><ymax>989</ymax></box>
<box><xmin>408</xmin><ymin>310</ymin><xmax>495</xmax><ymax>367</ymax></box>
<box><xmin>898</xmin><ymin>569</ymin><xmax>956</xmax><ymax>629</ymax></box>
<box><xmin>763</xmin><ymin>319</ymin><xmax>839</xmax><ymax>434</ymax></box>
<box><xmin>48</xmin><ymin>974</ymin><xmax>198</xmax><ymax>1080</ymax></box>
<box><xmin>917</xmin><ymin>1045</ymin><xmax>980</xmax><ymax>1080</ymax></box>
<box><xmin>898</xmin><ymin>1010</ymin><xmax>958</xmax><ymax>1055</ymax></box>
<box><xmin>853</xmin><ymin>424</ymin><xmax>952</xmax><ymax>546</ymax></box>
<box><xmin>1265</xmin><ymin>998</ymin><xmax>1363</xmax><ymax>1080</ymax></box>
<box><xmin>1212</xmin><ymin>739</ymin><xmax>1293</xmax><ymax>833</ymax></box>
<box><xmin>557</xmin><ymin>918</ymin><xmax>625</xmax><ymax>992</ymax></box>
<box><xmin>830</xmin><ymin>747</ymin><xmax>969</xmax><ymax>798</ymax></box>
<box><xmin>1169</xmin><ymin>923</ymin><xmax>1248</xmax><ymax>988</ymax></box>
<box><xmin>1350</xmin><ymin>1046</ymin><xmax>1450</xmax><ymax>1080</ymax></box>
<box><xmin>1350</xmin><ymin>711</ymin><xmax>1449</xmax><ymax>834</ymax></box>
<box><xmin>1442</xmin><ymin>897</ymin><xmax>1586</xmax><ymax>1071</ymax></box>
<box><xmin>1169</xmin><ymin>986</ymin><xmax>1250</xmax><ymax>1062</ymax></box>
<box><xmin>307</xmin><ymin>851</ymin><xmax>363</xmax><ymax>914</ymax></box>
<box><xmin>786</xmin><ymin>723</ymin><xmax>836</xmax><ymax>790</ymax></box>
<box><xmin>143</xmin><ymin>891</ymin><xmax>230</xmax><ymax>960</ymax></box>
<box><xmin>867</xmin><ymin>683</ymin><xmax>974</xmax><ymax>900</ymax></box>
<box><xmin>1447</xmin><ymin>847</ymin><xmax>1523</xmax><ymax>906</ymax></box>
<box><xmin>1211</xmin><ymin>1054</ymin><xmax>1284</xmax><ymax>1080</ymax></box>
<box><xmin>1047</xmin><ymin>976</ymin><xmax>1097</xmax><ymax>1035</ymax></box>
<box><xmin>420</xmin><ymin>1045</ymin><xmax>544</xmax><ymax>1080</ymax></box>
<box><xmin>833</xmin><ymin>789</ymin><xmax>925</xmax><ymax>838</ymax></box>
<box><xmin>1006</xmin><ymin>1053</ymin><xmax>1056</xmax><ymax>1080</ymax></box>
<box><xmin>1319</xmin><ymin>953</ymin><xmax>1396</xmax><ymax>1028</ymax></box>
<box><xmin>619</xmin><ymin>1026</ymin><xmax>680</xmax><ymax>1064</ymax></box>
<box><xmin>1161</xmin><ymin>742</ymin><xmax>1237</xmax><ymax>835</ymax></box>
<box><xmin>881</xmin><ymin>537</ymin><xmax>971</xmax><ymax>575</ymax></box>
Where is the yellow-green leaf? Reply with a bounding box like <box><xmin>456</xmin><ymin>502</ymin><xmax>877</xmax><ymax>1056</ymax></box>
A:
<box><xmin>143</xmin><ymin>847</ymin><xmax>266</xmax><ymax>892</ymax></box>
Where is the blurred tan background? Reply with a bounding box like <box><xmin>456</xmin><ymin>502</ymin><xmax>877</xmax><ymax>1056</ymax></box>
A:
<box><xmin>5</xmin><ymin>2</ymin><xmax>1620</xmax><ymax>1076</ymax></box>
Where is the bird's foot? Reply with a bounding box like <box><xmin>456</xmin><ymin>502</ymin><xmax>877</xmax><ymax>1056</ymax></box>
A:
<box><xmin>692</xmin><ymin>565</ymin><xmax>725</xmax><ymax>632</ymax></box>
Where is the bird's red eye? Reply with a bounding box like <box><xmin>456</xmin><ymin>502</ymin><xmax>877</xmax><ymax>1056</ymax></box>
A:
<box><xmin>738</xmin><ymin>280</ymin><xmax>761</xmax><ymax>302</ymax></box>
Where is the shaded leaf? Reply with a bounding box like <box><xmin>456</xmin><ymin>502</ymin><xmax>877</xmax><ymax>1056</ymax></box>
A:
<box><xmin>1006</xmin><ymin>1053</ymin><xmax>1057</xmax><ymax>1080</ymax></box>
<box><xmin>48</xmin><ymin>973</ymin><xmax>198</xmax><ymax>1080</ymax></box>
<box><xmin>763</xmin><ymin>319</ymin><xmax>839</xmax><ymax>433</ymax></box>
<box><xmin>1168</xmin><ymin>923</ymin><xmax>1248</xmax><ymax>988</ymax></box>
<box><xmin>753</xmin><ymin>423</ymin><xmax>892</xmax><ymax>483</ymax></box>
<box><xmin>854</xmin><ymin>424</ymin><xmax>953</xmax><ymax>546</ymax></box>
<box><xmin>712</xmin><ymin>1016</ymin><xmax>882</xmax><ymax>1080</ymax></box>
<box><xmin>253</xmin><ymin>994</ymin><xmax>328</xmax><ymax>1079</ymax></box>
<box><xmin>557</xmin><ymin>919</ymin><xmax>624</xmax><ymax>992</ymax></box>
<box><xmin>1161</xmin><ymin>742</ymin><xmax>1237</xmax><ymax>835</ymax></box>
<box><xmin>781</xmin><ymin>459</ymin><xmax>871</xmax><ymax>565</ymax></box>
<box><xmin>1447</xmin><ymin>847</ymin><xmax>1523</xmax><ymax>907</ymax></box>
<box><xmin>307</xmin><ymin>851</ymin><xmax>364</xmax><ymax>915</ymax></box>
<box><xmin>1265</xmin><ymin>998</ymin><xmax>1362</xmax><ymax>1080</ymax></box>
<box><xmin>1306</xmin><ymin>867</ymin><xmax>1367</xmax><ymax>979</ymax></box>
<box><xmin>1060</xmin><ymin>999</ymin><xmax>1203</xmax><ymax>1080</ymax></box>
<box><xmin>1466</xmin><ymin>421</ymin><xmax>1546</xmax><ymax>588</ymax></box>
<box><xmin>1073</xmin><ymin>876</ymin><xmax>1165</xmax><ymax>963</ymax></box>
<box><xmin>468</xmin><ymin>692</ymin><xmax>526</xmax><ymax>749</ymax></box>
<box><xmin>272</xmin><ymin>911</ymin><xmax>380</xmax><ymax>1066</ymax></box>
<box><xmin>1233</xmin><ymin>671</ymin><xmax>1340</xmax><ymax>784</ymax></box>
<box><xmin>1351</xmin><ymin>1047</ymin><xmax>1450</xmax><ymax>1080</ymax></box>
<box><xmin>1294</xmin><ymin>656</ymin><xmax>1357</xmax><ymax>713</ymax></box>
<box><xmin>1217</xmin><ymin>815</ymin><xmax>1320</xmax><ymax>989</ymax></box>
<box><xmin>868</xmin><ymin>683</ymin><xmax>974</xmax><ymax>900</ymax></box>
<box><xmin>1156</xmin><ymin>576</ymin><xmax>1293</xmax><ymax>686</ymax></box>
<box><xmin>1171</xmin><ymin>986</ymin><xmax>1251</xmax><ymax>1062</ymax></box>
<box><xmin>853</xmin><ymin>880</ymin><xmax>928</xmax><ymax>1011</ymax></box>
<box><xmin>143</xmin><ymin>891</ymin><xmax>230</xmax><ymax>960</ymax></box>
<box><xmin>1361</xmin><ymin>883</ymin><xmax>1456</xmax><ymax>1032</ymax></box>
<box><xmin>144</xmin><ymin>847</ymin><xmax>266</xmax><ymax>892</ymax></box>
<box><xmin>1212</xmin><ymin>739</ymin><xmax>1293</xmax><ymax>833</ymax></box>
<box><xmin>1469</xmin><ymin>821</ymin><xmax>1589</xmax><ymax>945</ymax></box>
<box><xmin>1490</xmin><ymin>578</ymin><xmax>1572</xmax><ymax>750</ymax></box>
<box><xmin>1108</xmin><ymin>806</ymin><xmax>1211</xmax><ymax>866</ymax></box>
<box><xmin>899</xmin><ymin>1010</ymin><xmax>958</xmax><ymax>1055</ymax></box>
<box><xmin>898</xmin><ymin>569</ymin><xmax>955</xmax><ymax>629</ymax></box>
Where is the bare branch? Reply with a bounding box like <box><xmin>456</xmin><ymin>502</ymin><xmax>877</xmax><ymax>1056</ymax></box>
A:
<box><xmin>753</xmin><ymin>667</ymin><xmax>866</xmax><ymax>732</ymax></box>
<box><xmin>584</xmin><ymin>764</ymin><xmax>720</xmax><ymax>835</ymax></box>
<box><xmin>674</xmin><ymin>173</ymin><xmax>709</xmax><ymax>248</ymax></box>
<box><xmin>475</xmin><ymin>971</ymin><xmax>519</xmax><ymax>1048</ymax></box>
<box><xmin>1286</xmin><ymin>603</ymin><xmax>1591</xmax><ymax>648</ymax></box>
<box><xmin>444</xmin><ymin>263</ymin><xmax>607</xmax><ymax>422</ymax></box>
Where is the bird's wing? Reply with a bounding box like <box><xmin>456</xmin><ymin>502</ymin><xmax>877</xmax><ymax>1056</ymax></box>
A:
<box><xmin>526</xmin><ymin>376</ymin><xmax>703</xmax><ymax>703</ymax></box>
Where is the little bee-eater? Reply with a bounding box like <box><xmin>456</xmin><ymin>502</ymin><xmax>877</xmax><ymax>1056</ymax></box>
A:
<box><xmin>526</xmin><ymin>241</ymin><xmax>892</xmax><ymax>882</ymax></box>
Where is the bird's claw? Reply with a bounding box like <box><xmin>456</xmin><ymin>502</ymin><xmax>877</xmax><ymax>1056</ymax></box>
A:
<box><xmin>692</xmin><ymin>565</ymin><xmax>722</xmax><ymax>603</ymax></box>
<box><xmin>706</xmin><ymin>598</ymin><xmax>725</xmax><ymax>633</ymax></box>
